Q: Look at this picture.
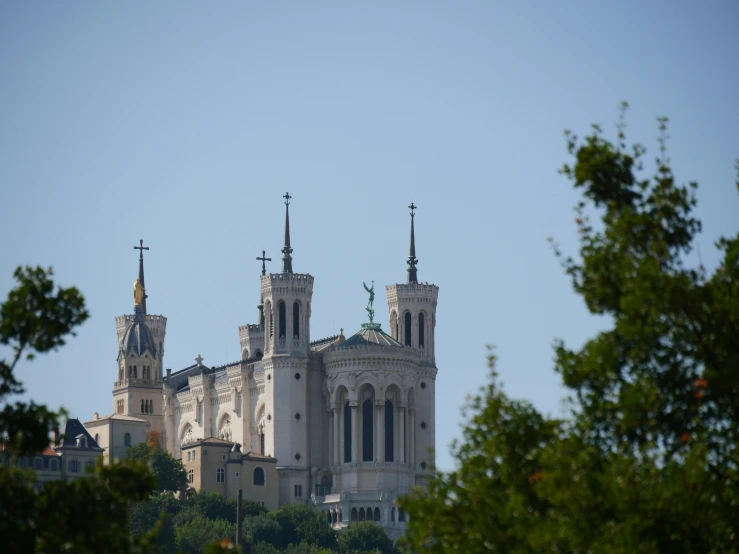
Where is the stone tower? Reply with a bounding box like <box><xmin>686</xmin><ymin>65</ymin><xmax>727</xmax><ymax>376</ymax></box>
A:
<box><xmin>113</xmin><ymin>240</ymin><xmax>167</xmax><ymax>442</ymax></box>
<box><xmin>260</xmin><ymin>193</ymin><xmax>315</xmax><ymax>504</ymax></box>
<box><xmin>386</xmin><ymin>203</ymin><xmax>439</xmax><ymax>364</ymax></box>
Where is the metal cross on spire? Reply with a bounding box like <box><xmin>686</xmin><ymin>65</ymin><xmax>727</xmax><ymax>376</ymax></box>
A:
<box><xmin>256</xmin><ymin>250</ymin><xmax>272</xmax><ymax>276</ymax></box>
<box><xmin>281</xmin><ymin>192</ymin><xmax>293</xmax><ymax>273</ymax></box>
<box><xmin>407</xmin><ymin>203</ymin><xmax>418</xmax><ymax>284</ymax></box>
<box><xmin>133</xmin><ymin>239</ymin><xmax>150</xmax><ymax>314</ymax></box>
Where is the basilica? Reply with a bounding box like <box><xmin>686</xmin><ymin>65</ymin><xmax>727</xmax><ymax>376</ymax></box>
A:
<box><xmin>92</xmin><ymin>195</ymin><xmax>439</xmax><ymax>536</ymax></box>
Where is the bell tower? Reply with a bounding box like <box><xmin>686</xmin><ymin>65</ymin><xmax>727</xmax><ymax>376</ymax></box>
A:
<box><xmin>261</xmin><ymin>193</ymin><xmax>314</xmax><ymax>505</ymax></box>
<box><xmin>386</xmin><ymin>203</ymin><xmax>439</xmax><ymax>363</ymax></box>
<box><xmin>113</xmin><ymin>240</ymin><xmax>167</xmax><ymax>441</ymax></box>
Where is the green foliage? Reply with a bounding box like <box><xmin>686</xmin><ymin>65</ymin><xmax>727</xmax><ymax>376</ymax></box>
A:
<box><xmin>271</xmin><ymin>504</ymin><xmax>337</xmax><ymax>550</ymax></box>
<box><xmin>401</xmin><ymin>107</ymin><xmax>739</xmax><ymax>553</ymax></box>
<box><xmin>0</xmin><ymin>266</ymin><xmax>163</xmax><ymax>553</ymax></box>
<box><xmin>175</xmin><ymin>515</ymin><xmax>235</xmax><ymax>553</ymax></box>
<box><xmin>243</xmin><ymin>514</ymin><xmax>284</xmax><ymax>547</ymax></box>
<box><xmin>338</xmin><ymin>521</ymin><xmax>396</xmax><ymax>554</ymax></box>
<box><xmin>127</xmin><ymin>443</ymin><xmax>188</xmax><ymax>492</ymax></box>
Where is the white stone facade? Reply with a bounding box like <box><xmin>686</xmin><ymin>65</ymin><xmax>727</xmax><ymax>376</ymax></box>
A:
<box><xmin>92</xmin><ymin>201</ymin><xmax>437</xmax><ymax>538</ymax></box>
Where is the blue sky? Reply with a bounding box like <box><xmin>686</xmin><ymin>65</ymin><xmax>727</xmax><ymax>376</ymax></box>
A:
<box><xmin>1</xmin><ymin>1</ymin><xmax>737</xmax><ymax>471</ymax></box>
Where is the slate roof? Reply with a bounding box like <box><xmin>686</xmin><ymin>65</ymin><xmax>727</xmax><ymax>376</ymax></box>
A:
<box><xmin>56</xmin><ymin>418</ymin><xmax>103</xmax><ymax>450</ymax></box>
<box><xmin>120</xmin><ymin>321</ymin><xmax>157</xmax><ymax>357</ymax></box>
<box><xmin>338</xmin><ymin>323</ymin><xmax>404</xmax><ymax>349</ymax></box>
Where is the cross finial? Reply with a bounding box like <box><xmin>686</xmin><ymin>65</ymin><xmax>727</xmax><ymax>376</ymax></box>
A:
<box><xmin>409</xmin><ymin>202</ymin><xmax>417</xmax><ymax>216</ymax></box>
<box><xmin>256</xmin><ymin>249</ymin><xmax>272</xmax><ymax>276</ymax></box>
<box><xmin>133</xmin><ymin>239</ymin><xmax>149</xmax><ymax>259</ymax></box>
<box><xmin>283</xmin><ymin>192</ymin><xmax>292</xmax><ymax>206</ymax></box>
<box><xmin>194</xmin><ymin>354</ymin><xmax>203</xmax><ymax>366</ymax></box>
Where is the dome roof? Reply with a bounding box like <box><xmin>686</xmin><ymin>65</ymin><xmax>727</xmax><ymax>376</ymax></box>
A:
<box><xmin>121</xmin><ymin>321</ymin><xmax>157</xmax><ymax>357</ymax></box>
<box><xmin>338</xmin><ymin>323</ymin><xmax>404</xmax><ymax>349</ymax></box>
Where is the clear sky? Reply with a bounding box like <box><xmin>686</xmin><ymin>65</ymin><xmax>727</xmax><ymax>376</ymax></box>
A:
<box><xmin>1</xmin><ymin>1</ymin><xmax>737</xmax><ymax>471</ymax></box>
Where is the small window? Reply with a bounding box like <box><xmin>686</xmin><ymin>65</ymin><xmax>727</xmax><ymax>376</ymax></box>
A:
<box><xmin>222</xmin><ymin>454</ymin><xmax>227</xmax><ymax>461</ymax></box>
<box><xmin>295</xmin><ymin>413</ymin><xmax>301</xmax><ymax>420</ymax></box>
<box><xmin>85</xmin><ymin>461</ymin><xmax>94</xmax><ymax>471</ymax></box>
<box><xmin>192</xmin><ymin>451</ymin><xmax>196</xmax><ymax>460</ymax></box>
<box><xmin>69</xmin><ymin>460</ymin><xmax>80</xmax><ymax>473</ymax></box>
<box><xmin>235</xmin><ymin>472</ymin><xmax>240</xmax><ymax>478</ymax></box>
<box><xmin>124</xmin><ymin>433</ymin><xmax>131</xmax><ymax>447</ymax></box>
<box><xmin>253</xmin><ymin>466</ymin><xmax>265</xmax><ymax>486</ymax></box>
<box><xmin>188</xmin><ymin>469</ymin><xmax>194</xmax><ymax>483</ymax></box>
<box><xmin>420</xmin><ymin>421</ymin><xmax>427</xmax><ymax>429</ymax></box>
<box><xmin>216</xmin><ymin>468</ymin><xmax>225</xmax><ymax>483</ymax></box>
<box><xmin>399</xmin><ymin>508</ymin><xmax>406</xmax><ymax>522</ymax></box>
<box><xmin>34</xmin><ymin>458</ymin><xmax>43</xmax><ymax>470</ymax></box>
<box><xmin>295</xmin><ymin>372</ymin><xmax>301</xmax><ymax>380</ymax></box>
<box><xmin>50</xmin><ymin>459</ymin><xmax>58</xmax><ymax>471</ymax></box>
<box><xmin>94</xmin><ymin>434</ymin><xmax>100</xmax><ymax>445</ymax></box>
<box><xmin>420</xmin><ymin>381</ymin><xmax>426</xmax><ymax>389</ymax></box>
<box><xmin>294</xmin><ymin>484</ymin><xmax>302</xmax><ymax>497</ymax></box>
<box><xmin>295</xmin><ymin>453</ymin><xmax>301</xmax><ymax>461</ymax></box>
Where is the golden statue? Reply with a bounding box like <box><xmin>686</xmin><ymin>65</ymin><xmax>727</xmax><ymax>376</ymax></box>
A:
<box><xmin>133</xmin><ymin>278</ymin><xmax>145</xmax><ymax>306</ymax></box>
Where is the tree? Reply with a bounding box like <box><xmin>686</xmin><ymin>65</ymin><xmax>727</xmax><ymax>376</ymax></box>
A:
<box><xmin>401</xmin><ymin>107</ymin><xmax>739</xmax><ymax>553</ymax></box>
<box><xmin>272</xmin><ymin>504</ymin><xmax>337</xmax><ymax>550</ymax></box>
<box><xmin>338</xmin><ymin>521</ymin><xmax>396</xmax><ymax>554</ymax></box>
<box><xmin>175</xmin><ymin>515</ymin><xmax>234</xmax><ymax>553</ymax></box>
<box><xmin>0</xmin><ymin>266</ymin><xmax>161</xmax><ymax>553</ymax></box>
<box><xmin>126</xmin><ymin>442</ymin><xmax>188</xmax><ymax>492</ymax></box>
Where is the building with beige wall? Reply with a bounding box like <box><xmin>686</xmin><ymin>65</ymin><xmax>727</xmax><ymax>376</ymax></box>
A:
<box><xmin>181</xmin><ymin>437</ymin><xmax>278</xmax><ymax>511</ymax></box>
<box><xmin>1</xmin><ymin>418</ymin><xmax>103</xmax><ymax>489</ymax></box>
<box><xmin>85</xmin><ymin>412</ymin><xmax>149</xmax><ymax>463</ymax></box>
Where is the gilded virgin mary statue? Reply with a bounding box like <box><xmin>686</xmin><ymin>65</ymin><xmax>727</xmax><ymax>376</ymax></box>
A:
<box><xmin>133</xmin><ymin>278</ymin><xmax>145</xmax><ymax>306</ymax></box>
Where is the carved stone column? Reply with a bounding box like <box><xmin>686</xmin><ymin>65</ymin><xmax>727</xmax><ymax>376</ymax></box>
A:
<box><xmin>408</xmin><ymin>409</ymin><xmax>415</xmax><ymax>466</ymax></box>
<box><xmin>376</xmin><ymin>400</ymin><xmax>385</xmax><ymax>462</ymax></box>
<box><xmin>328</xmin><ymin>409</ymin><xmax>334</xmax><ymax>466</ymax></box>
<box><xmin>398</xmin><ymin>404</ymin><xmax>406</xmax><ymax>464</ymax></box>
<box><xmin>350</xmin><ymin>402</ymin><xmax>358</xmax><ymax>463</ymax></box>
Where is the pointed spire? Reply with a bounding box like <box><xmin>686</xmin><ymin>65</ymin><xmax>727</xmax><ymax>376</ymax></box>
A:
<box><xmin>133</xmin><ymin>239</ymin><xmax>150</xmax><ymax>320</ymax></box>
<box><xmin>281</xmin><ymin>192</ymin><xmax>293</xmax><ymax>273</ymax></box>
<box><xmin>407</xmin><ymin>203</ymin><xmax>418</xmax><ymax>283</ymax></box>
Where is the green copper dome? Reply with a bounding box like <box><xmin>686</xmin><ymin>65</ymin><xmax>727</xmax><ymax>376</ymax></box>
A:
<box><xmin>338</xmin><ymin>323</ymin><xmax>404</xmax><ymax>349</ymax></box>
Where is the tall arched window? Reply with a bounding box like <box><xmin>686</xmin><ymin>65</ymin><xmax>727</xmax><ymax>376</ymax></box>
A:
<box><xmin>404</xmin><ymin>312</ymin><xmax>412</xmax><ymax>346</ymax></box>
<box><xmin>293</xmin><ymin>302</ymin><xmax>300</xmax><ymax>339</ymax></box>
<box><xmin>124</xmin><ymin>433</ymin><xmax>131</xmax><ymax>447</ymax></box>
<box><xmin>362</xmin><ymin>399</ymin><xmax>373</xmax><ymax>461</ymax></box>
<box><xmin>141</xmin><ymin>399</ymin><xmax>145</xmax><ymax>413</ymax></box>
<box><xmin>418</xmin><ymin>312</ymin><xmax>425</xmax><ymax>348</ymax></box>
<box><xmin>385</xmin><ymin>400</ymin><xmax>394</xmax><ymax>462</ymax></box>
<box><xmin>253</xmin><ymin>466</ymin><xmax>265</xmax><ymax>486</ymax></box>
<box><xmin>344</xmin><ymin>401</ymin><xmax>352</xmax><ymax>463</ymax></box>
<box><xmin>260</xmin><ymin>429</ymin><xmax>265</xmax><ymax>455</ymax></box>
<box><xmin>278</xmin><ymin>302</ymin><xmax>287</xmax><ymax>339</ymax></box>
<box><xmin>255</xmin><ymin>350</ymin><xmax>263</xmax><ymax>360</ymax></box>
<box><xmin>374</xmin><ymin>507</ymin><xmax>381</xmax><ymax>521</ymax></box>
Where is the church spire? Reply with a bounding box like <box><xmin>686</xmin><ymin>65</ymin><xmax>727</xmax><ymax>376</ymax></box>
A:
<box><xmin>133</xmin><ymin>239</ymin><xmax>149</xmax><ymax>320</ymax></box>
<box><xmin>407</xmin><ymin>203</ymin><xmax>418</xmax><ymax>283</ymax></box>
<box><xmin>281</xmin><ymin>192</ymin><xmax>293</xmax><ymax>274</ymax></box>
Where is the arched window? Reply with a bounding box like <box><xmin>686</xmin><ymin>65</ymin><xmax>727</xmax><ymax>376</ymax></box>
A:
<box><xmin>260</xmin><ymin>430</ymin><xmax>265</xmax><ymax>455</ymax></box>
<box><xmin>418</xmin><ymin>312</ymin><xmax>425</xmax><ymax>348</ymax></box>
<box><xmin>253</xmin><ymin>466</ymin><xmax>265</xmax><ymax>486</ymax></box>
<box><xmin>385</xmin><ymin>400</ymin><xmax>394</xmax><ymax>462</ymax></box>
<box><xmin>351</xmin><ymin>508</ymin><xmax>358</xmax><ymax>522</ymax></box>
<box><xmin>255</xmin><ymin>350</ymin><xmax>263</xmax><ymax>360</ymax></box>
<box><xmin>293</xmin><ymin>302</ymin><xmax>300</xmax><ymax>339</ymax></box>
<box><xmin>374</xmin><ymin>507</ymin><xmax>381</xmax><ymax>521</ymax></box>
<box><xmin>344</xmin><ymin>401</ymin><xmax>352</xmax><ymax>463</ymax></box>
<box><xmin>362</xmin><ymin>399</ymin><xmax>373</xmax><ymax>461</ymax></box>
<box><xmin>141</xmin><ymin>399</ymin><xmax>145</xmax><ymax>413</ymax></box>
<box><xmin>118</xmin><ymin>368</ymin><xmax>123</xmax><ymax>381</ymax></box>
<box><xmin>399</xmin><ymin>508</ymin><xmax>406</xmax><ymax>522</ymax></box>
<box><xmin>391</xmin><ymin>507</ymin><xmax>396</xmax><ymax>522</ymax></box>
<box><xmin>133</xmin><ymin>365</ymin><xmax>137</xmax><ymax>378</ymax></box>
<box><xmin>404</xmin><ymin>312</ymin><xmax>412</xmax><ymax>346</ymax></box>
<box><xmin>359</xmin><ymin>508</ymin><xmax>365</xmax><ymax>521</ymax></box>
<box><xmin>124</xmin><ymin>433</ymin><xmax>131</xmax><ymax>447</ymax></box>
<box><xmin>94</xmin><ymin>434</ymin><xmax>100</xmax><ymax>446</ymax></box>
<box><xmin>278</xmin><ymin>302</ymin><xmax>286</xmax><ymax>339</ymax></box>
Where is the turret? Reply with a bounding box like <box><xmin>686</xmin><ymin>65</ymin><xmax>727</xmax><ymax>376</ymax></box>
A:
<box><xmin>386</xmin><ymin>204</ymin><xmax>439</xmax><ymax>363</ymax></box>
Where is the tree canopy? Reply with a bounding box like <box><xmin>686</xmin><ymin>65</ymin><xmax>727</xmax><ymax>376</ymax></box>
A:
<box><xmin>126</xmin><ymin>442</ymin><xmax>188</xmax><ymax>493</ymax></box>
<box><xmin>0</xmin><ymin>266</ymin><xmax>162</xmax><ymax>553</ymax></box>
<box><xmin>401</xmin><ymin>106</ymin><xmax>739</xmax><ymax>553</ymax></box>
